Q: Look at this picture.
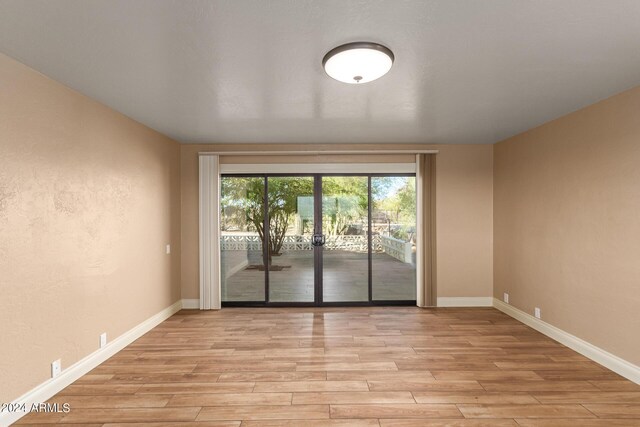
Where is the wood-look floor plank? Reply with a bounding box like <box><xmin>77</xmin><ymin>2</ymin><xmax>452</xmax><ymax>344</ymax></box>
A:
<box><xmin>232</xmin><ymin>349</ymin><xmax>326</xmax><ymax>357</ymax></box>
<box><xmin>323</xmin><ymin>346</ymin><xmax>416</xmax><ymax>355</ymax></box>
<box><xmin>108</xmin><ymin>372</ymin><xmax>221</xmax><ymax>384</ymax></box>
<box><xmin>13</xmin><ymin>412</ymin><xmax>66</xmax><ymax>424</ymax></box>
<box><xmin>142</xmin><ymin>356</ymin><xmax>266</xmax><ymax>364</ymax></box>
<box><xmin>57</xmin><ymin>384</ymin><xmax>142</xmax><ymax>395</ymax></box>
<box><xmin>73</xmin><ymin>374</ymin><xmax>114</xmax><ymax>384</ymax></box>
<box><xmin>413</xmin><ymin>347</ymin><xmax>507</xmax><ymax>355</ymax></box>
<box><xmin>368</xmin><ymin>380</ymin><xmax>484</xmax><ymax>392</ymax></box>
<box><xmin>135</xmin><ymin>349</ymin><xmax>236</xmax><ymax>357</ymax></box>
<box><xmin>494</xmin><ymin>362</ymin><xmax>604</xmax><ymax>371</ymax></box>
<box><xmin>167</xmin><ymin>393</ymin><xmax>292</xmax><ymax>407</ymax></box>
<box><xmin>253</xmin><ymin>380</ymin><xmax>369</xmax><ymax>392</ymax></box>
<box><xmin>196</xmin><ymin>404</ymin><xmax>329</xmax><ymax>421</ymax></box>
<box><xmin>547</xmin><ymin>354</ymin><xmax>593</xmax><ymax>362</ymax></box>
<box><xmin>479</xmin><ymin>380</ymin><xmax>599</xmax><ymax>392</ymax></box>
<box><xmin>18</xmin><ymin>424</ymin><xmax>102</xmax><ymax>427</ymax></box>
<box><xmin>60</xmin><ymin>407</ymin><xmax>202</xmax><ymax>423</ymax></box>
<box><xmin>330</xmin><ymin>403</ymin><xmax>462</xmax><ymax>418</ymax></box>
<box><xmin>240</xmin><ymin>420</ymin><xmax>379</xmax><ymax>427</ymax></box>
<box><xmin>395</xmin><ymin>362</ymin><xmax>501</xmax><ymax>371</ymax></box>
<box><xmin>194</xmin><ymin>362</ymin><xmax>296</xmax><ymax>372</ymax></box>
<box><xmin>90</xmin><ymin>364</ymin><xmax>197</xmax><ymax>374</ymax></box>
<box><xmin>47</xmin><ymin>395</ymin><xmax>170</xmax><ymax>408</ymax></box>
<box><xmin>451</xmin><ymin>354</ymin><xmax>551</xmax><ymax>362</ymax></box>
<box><xmin>136</xmin><ymin>382</ymin><xmax>255</xmax><ymax>394</ymax></box>
<box><xmin>218</xmin><ymin>371</ymin><xmax>326</xmax><ymax>382</ymax></box>
<box><xmin>513</xmin><ymin>419</ymin><xmax>640</xmax><ymax>426</ymax></box>
<box><xmin>589</xmin><ymin>380</ymin><xmax>640</xmax><ymax>391</ymax></box>
<box><xmin>264</xmin><ymin>355</ymin><xmax>361</xmax><ymax>363</ymax></box>
<box><xmin>532</xmin><ymin>370</ymin><xmax>623</xmax><ymax>381</ymax></box>
<box><xmin>430</xmin><ymin>370</ymin><xmax>543</xmax><ymax>381</ymax></box>
<box><xmin>295</xmin><ymin>362</ymin><xmax>397</xmax><ymax>371</ymax></box>
<box><xmin>103</xmin><ymin>422</ymin><xmax>240</xmax><ymax>427</ymax></box>
<box><xmin>412</xmin><ymin>391</ymin><xmax>539</xmax><ymax>404</ymax></box>
<box><xmin>582</xmin><ymin>403</ymin><xmax>640</xmax><ymax>418</ymax></box>
<box><xmin>457</xmin><ymin>404</ymin><xmax>595</xmax><ymax>418</ymax></box>
<box><xmin>326</xmin><ymin>370</ymin><xmax>435</xmax><ymax>381</ymax></box>
<box><xmin>292</xmin><ymin>391</ymin><xmax>415</xmax><ymax>404</ymax></box>
<box><xmin>379</xmin><ymin>420</ymin><xmax>518</xmax><ymax>427</ymax></box>
<box><xmin>533</xmin><ymin>391</ymin><xmax>640</xmax><ymax>404</ymax></box>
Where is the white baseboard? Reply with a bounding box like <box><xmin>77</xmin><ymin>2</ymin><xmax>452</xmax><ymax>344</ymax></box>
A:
<box><xmin>437</xmin><ymin>297</ymin><xmax>493</xmax><ymax>307</ymax></box>
<box><xmin>181</xmin><ymin>298</ymin><xmax>200</xmax><ymax>309</ymax></box>
<box><xmin>1</xmin><ymin>300</ymin><xmax>182</xmax><ymax>426</ymax></box>
<box><xmin>493</xmin><ymin>298</ymin><xmax>640</xmax><ymax>385</ymax></box>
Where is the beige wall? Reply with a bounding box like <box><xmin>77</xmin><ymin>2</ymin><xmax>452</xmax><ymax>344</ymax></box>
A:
<box><xmin>494</xmin><ymin>86</ymin><xmax>640</xmax><ymax>365</ymax></box>
<box><xmin>436</xmin><ymin>145</ymin><xmax>494</xmax><ymax>298</ymax></box>
<box><xmin>0</xmin><ymin>53</ymin><xmax>182</xmax><ymax>402</ymax></box>
<box><xmin>180</xmin><ymin>143</ymin><xmax>493</xmax><ymax>301</ymax></box>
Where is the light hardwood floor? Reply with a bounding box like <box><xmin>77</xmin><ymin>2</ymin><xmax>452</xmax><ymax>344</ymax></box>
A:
<box><xmin>16</xmin><ymin>307</ymin><xmax>640</xmax><ymax>426</ymax></box>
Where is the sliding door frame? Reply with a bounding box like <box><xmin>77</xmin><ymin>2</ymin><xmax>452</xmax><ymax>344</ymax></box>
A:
<box><xmin>221</xmin><ymin>172</ymin><xmax>416</xmax><ymax>307</ymax></box>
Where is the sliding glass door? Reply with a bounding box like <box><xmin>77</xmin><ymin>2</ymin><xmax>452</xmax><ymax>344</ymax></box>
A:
<box><xmin>220</xmin><ymin>177</ymin><xmax>265</xmax><ymax>302</ymax></box>
<box><xmin>322</xmin><ymin>177</ymin><xmax>369</xmax><ymax>302</ymax></box>
<box><xmin>220</xmin><ymin>174</ymin><xmax>416</xmax><ymax>306</ymax></box>
<box><xmin>267</xmin><ymin>176</ymin><xmax>315</xmax><ymax>303</ymax></box>
<box><xmin>371</xmin><ymin>176</ymin><xmax>417</xmax><ymax>301</ymax></box>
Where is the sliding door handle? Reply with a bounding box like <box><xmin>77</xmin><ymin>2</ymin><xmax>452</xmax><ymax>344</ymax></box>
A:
<box><xmin>312</xmin><ymin>234</ymin><xmax>325</xmax><ymax>247</ymax></box>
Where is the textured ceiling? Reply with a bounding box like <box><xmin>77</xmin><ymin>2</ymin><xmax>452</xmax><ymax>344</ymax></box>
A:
<box><xmin>1</xmin><ymin>0</ymin><xmax>640</xmax><ymax>144</ymax></box>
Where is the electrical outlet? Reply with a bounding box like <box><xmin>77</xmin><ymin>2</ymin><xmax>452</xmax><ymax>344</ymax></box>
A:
<box><xmin>100</xmin><ymin>333</ymin><xmax>107</xmax><ymax>348</ymax></box>
<box><xmin>166</xmin><ymin>244</ymin><xmax>171</xmax><ymax>254</ymax></box>
<box><xmin>503</xmin><ymin>292</ymin><xmax>509</xmax><ymax>303</ymax></box>
<box><xmin>51</xmin><ymin>359</ymin><xmax>61</xmax><ymax>378</ymax></box>
<box><xmin>534</xmin><ymin>307</ymin><xmax>541</xmax><ymax>319</ymax></box>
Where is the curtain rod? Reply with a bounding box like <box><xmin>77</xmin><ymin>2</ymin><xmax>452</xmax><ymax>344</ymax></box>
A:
<box><xmin>198</xmin><ymin>149</ymin><xmax>439</xmax><ymax>156</ymax></box>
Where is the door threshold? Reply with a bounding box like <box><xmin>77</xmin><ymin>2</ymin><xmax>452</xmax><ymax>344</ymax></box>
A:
<box><xmin>221</xmin><ymin>301</ymin><xmax>417</xmax><ymax>308</ymax></box>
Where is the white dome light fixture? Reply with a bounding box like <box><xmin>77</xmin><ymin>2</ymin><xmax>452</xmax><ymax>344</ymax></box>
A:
<box><xmin>322</xmin><ymin>42</ymin><xmax>394</xmax><ymax>84</ymax></box>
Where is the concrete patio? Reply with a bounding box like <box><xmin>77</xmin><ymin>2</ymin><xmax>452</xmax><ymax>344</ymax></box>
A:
<box><xmin>221</xmin><ymin>249</ymin><xmax>416</xmax><ymax>303</ymax></box>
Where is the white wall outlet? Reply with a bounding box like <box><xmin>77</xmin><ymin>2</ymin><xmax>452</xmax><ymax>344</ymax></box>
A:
<box><xmin>534</xmin><ymin>307</ymin><xmax>541</xmax><ymax>319</ymax></box>
<box><xmin>503</xmin><ymin>292</ymin><xmax>509</xmax><ymax>303</ymax></box>
<box><xmin>166</xmin><ymin>244</ymin><xmax>171</xmax><ymax>254</ymax></box>
<box><xmin>51</xmin><ymin>359</ymin><xmax>61</xmax><ymax>378</ymax></box>
<box><xmin>100</xmin><ymin>332</ymin><xmax>107</xmax><ymax>348</ymax></box>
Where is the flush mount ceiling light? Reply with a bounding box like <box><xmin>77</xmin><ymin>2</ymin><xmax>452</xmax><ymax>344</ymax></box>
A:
<box><xmin>322</xmin><ymin>42</ymin><xmax>394</xmax><ymax>84</ymax></box>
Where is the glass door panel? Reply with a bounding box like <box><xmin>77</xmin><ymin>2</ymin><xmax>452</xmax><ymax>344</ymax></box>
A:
<box><xmin>267</xmin><ymin>176</ymin><xmax>315</xmax><ymax>302</ymax></box>
<box><xmin>371</xmin><ymin>176</ymin><xmax>417</xmax><ymax>301</ymax></box>
<box><xmin>220</xmin><ymin>177</ymin><xmax>266</xmax><ymax>302</ymax></box>
<box><xmin>322</xmin><ymin>176</ymin><xmax>369</xmax><ymax>302</ymax></box>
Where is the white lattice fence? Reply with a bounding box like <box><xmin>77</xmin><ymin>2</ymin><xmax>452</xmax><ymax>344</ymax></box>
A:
<box><xmin>379</xmin><ymin>235</ymin><xmax>413</xmax><ymax>263</ymax></box>
<box><xmin>220</xmin><ymin>234</ymin><xmax>263</xmax><ymax>251</ymax></box>
<box><xmin>221</xmin><ymin>234</ymin><xmax>314</xmax><ymax>251</ymax></box>
<box><xmin>324</xmin><ymin>235</ymin><xmax>369</xmax><ymax>252</ymax></box>
<box><xmin>220</xmin><ymin>233</ymin><xmax>412</xmax><ymax>263</ymax></box>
